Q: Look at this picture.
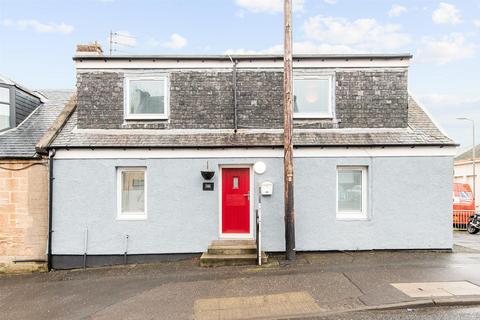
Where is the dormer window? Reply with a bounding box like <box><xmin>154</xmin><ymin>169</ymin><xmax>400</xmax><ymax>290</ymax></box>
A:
<box><xmin>124</xmin><ymin>76</ymin><xmax>169</xmax><ymax>120</ymax></box>
<box><xmin>293</xmin><ymin>75</ymin><xmax>334</xmax><ymax>119</ymax></box>
<box><xmin>0</xmin><ymin>87</ymin><xmax>10</xmax><ymax>131</ymax></box>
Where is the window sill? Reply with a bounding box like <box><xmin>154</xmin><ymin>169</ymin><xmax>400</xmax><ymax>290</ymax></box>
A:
<box><xmin>124</xmin><ymin>116</ymin><xmax>169</xmax><ymax>121</ymax></box>
<box><xmin>116</xmin><ymin>214</ymin><xmax>148</xmax><ymax>221</ymax></box>
<box><xmin>293</xmin><ymin>114</ymin><xmax>333</xmax><ymax>119</ymax></box>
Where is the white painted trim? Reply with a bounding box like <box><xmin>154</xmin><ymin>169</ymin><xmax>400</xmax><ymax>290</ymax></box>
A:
<box><xmin>116</xmin><ymin>167</ymin><xmax>147</xmax><ymax>220</ymax></box>
<box><xmin>293</xmin><ymin>74</ymin><xmax>334</xmax><ymax>119</ymax></box>
<box><xmin>124</xmin><ymin>75</ymin><xmax>169</xmax><ymax>120</ymax></box>
<box><xmin>218</xmin><ymin>165</ymin><xmax>254</xmax><ymax>239</ymax></box>
<box><xmin>75</xmin><ymin>59</ymin><xmax>410</xmax><ymax>70</ymax></box>
<box><xmin>336</xmin><ymin>166</ymin><xmax>368</xmax><ymax>220</ymax></box>
<box><xmin>71</xmin><ymin>127</ymin><xmax>412</xmax><ymax>135</ymax></box>
<box><xmin>54</xmin><ymin>146</ymin><xmax>457</xmax><ymax>159</ymax></box>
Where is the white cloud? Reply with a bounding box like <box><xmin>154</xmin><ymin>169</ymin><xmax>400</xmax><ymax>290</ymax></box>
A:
<box><xmin>225</xmin><ymin>41</ymin><xmax>361</xmax><ymax>55</ymax></box>
<box><xmin>2</xmin><ymin>19</ymin><xmax>73</xmax><ymax>34</ymax></box>
<box><xmin>234</xmin><ymin>0</ymin><xmax>304</xmax><ymax>14</ymax></box>
<box><xmin>416</xmin><ymin>33</ymin><xmax>476</xmax><ymax>65</ymax></box>
<box><xmin>432</xmin><ymin>2</ymin><xmax>461</xmax><ymax>25</ymax></box>
<box><xmin>474</xmin><ymin>20</ymin><xmax>480</xmax><ymax>28</ymax></box>
<box><xmin>149</xmin><ymin>33</ymin><xmax>188</xmax><ymax>49</ymax></box>
<box><xmin>303</xmin><ymin>15</ymin><xmax>411</xmax><ymax>51</ymax></box>
<box><xmin>388</xmin><ymin>5</ymin><xmax>407</xmax><ymax>17</ymax></box>
<box><xmin>417</xmin><ymin>94</ymin><xmax>480</xmax><ymax>107</ymax></box>
<box><xmin>163</xmin><ymin>33</ymin><xmax>187</xmax><ymax>49</ymax></box>
<box><xmin>324</xmin><ymin>0</ymin><xmax>337</xmax><ymax>4</ymax></box>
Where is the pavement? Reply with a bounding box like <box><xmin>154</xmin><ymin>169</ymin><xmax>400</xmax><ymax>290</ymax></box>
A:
<box><xmin>1</xmin><ymin>231</ymin><xmax>480</xmax><ymax>319</ymax></box>
<box><xmin>310</xmin><ymin>306</ymin><xmax>480</xmax><ymax>320</ymax></box>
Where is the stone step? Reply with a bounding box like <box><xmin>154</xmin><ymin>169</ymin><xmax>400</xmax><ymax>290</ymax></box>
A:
<box><xmin>211</xmin><ymin>239</ymin><xmax>256</xmax><ymax>247</ymax></box>
<box><xmin>200</xmin><ymin>252</ymin><xmax>268</xmax><ymax>267</ymax></box>
<box><xmin>208</xmin><ymin>243</ymin><xmax>257</xmax><ymax>255</ymax></box>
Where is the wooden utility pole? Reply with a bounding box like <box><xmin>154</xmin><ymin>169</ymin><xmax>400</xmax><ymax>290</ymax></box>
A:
<box><xmin>283</xmin><ymin>0</ymin><xmax>296</xmax><ymax>260</ymax></box>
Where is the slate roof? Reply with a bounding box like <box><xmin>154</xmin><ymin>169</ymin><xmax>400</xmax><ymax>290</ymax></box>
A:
<box><xmin>0</xmin><ymin>90</ymin><xmax>73</xmax><ymax>158</ymax></box>
<box><xmin>51</xmin><ymin>96</ymin><xmax>455</xmax><ymax>149</ymax></box>
<box><xmin>455</xmin><ymin>145</ymin><xmax>480</xmax><ymax>161</ymax></box>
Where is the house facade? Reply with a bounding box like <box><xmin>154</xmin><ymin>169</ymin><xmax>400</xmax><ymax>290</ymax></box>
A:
<box><xmin>0</xmin><ymin>76</ymin><xmax>71</xmax><ymax>272</ymax></box>
<box><xmin>45</xmin><ymin>48</ymin><xmax>456</xmax><ymax>269</ymax></box>
<box><xmin>454</xmin><ymin>145</ymin><xmax>479</xmax><ymax>209</ymax></box>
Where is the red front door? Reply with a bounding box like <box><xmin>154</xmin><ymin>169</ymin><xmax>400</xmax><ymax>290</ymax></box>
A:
<box><xmin>222</xmin><ymin>168</ymin><xmax>250</xmax><ymax>235</ymax></box>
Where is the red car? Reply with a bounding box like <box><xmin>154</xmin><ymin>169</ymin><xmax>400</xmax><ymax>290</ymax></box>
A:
<box><xmin>453</xmin><ymin>183</ymin><xmax>475</xmax><ymax>227</ymax></box>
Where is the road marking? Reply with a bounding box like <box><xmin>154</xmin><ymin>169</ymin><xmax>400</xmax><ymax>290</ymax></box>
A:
<box><xmin>194</xmin><ymin>291</ymin><xmax>324</xmax><ymax>320</ymax></box>
<box><xmin>391</xmin><ymin>281</ymin><xmax>480</xmax><ymax>298</ymax></box>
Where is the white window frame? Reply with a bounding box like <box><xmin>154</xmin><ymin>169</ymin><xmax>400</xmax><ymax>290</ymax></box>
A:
<box><xmin>124</xmin><ymin>76</ymin><xmax>169</xmax><ymax>120</ymax></box>
<box><xmin>0</xmin><ymin>86</ymin><xmax>11</xmax><ymax>131</ymax></box>
<box><xmin>293</xmin><ymin>74</ymin><xmax>334</xmax><ymax>119</ymax></box>
<box><xmin>116</xmin><ymin>167</ymin><xmax>147</xmax><ymax>220</ymax></box>
<box><xmin>336</xmin><ymin>166</ymin><xmax>368</xmax><ymax>220</ymax></box>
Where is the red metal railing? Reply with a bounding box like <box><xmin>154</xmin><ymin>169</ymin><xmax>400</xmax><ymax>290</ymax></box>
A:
<box><xmin>453</xmin><ymin>210</ymin><xmax>477</xmax><ymax>230</ymax></box>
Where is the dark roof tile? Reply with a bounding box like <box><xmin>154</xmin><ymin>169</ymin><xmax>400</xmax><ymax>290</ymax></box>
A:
<box><xmin>51</xmin><ymin>96</ymin><xmax>455</xmax><ymax>149</ymax></box>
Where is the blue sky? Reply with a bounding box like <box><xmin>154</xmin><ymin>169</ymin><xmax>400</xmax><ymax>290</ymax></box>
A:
<box><xmin>0</xmin><ymin>0</ymin><xmax>479</xmax><ymax>148</ymax></box>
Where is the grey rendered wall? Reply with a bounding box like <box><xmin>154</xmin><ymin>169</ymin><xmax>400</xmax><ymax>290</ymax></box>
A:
<box><xmin>52</xmin><ymin>155</ymin><xmax>452</xmax><ymax>255</ymax></box>
<box><xmin>52</xmin><ymin>157</ymin><xmax>284</xmax><ymax>255</ymax></box>
<box><xmin>294</xmin><ymin>156</ymin><xmax>453</xmax><ymax>251</ymax></box>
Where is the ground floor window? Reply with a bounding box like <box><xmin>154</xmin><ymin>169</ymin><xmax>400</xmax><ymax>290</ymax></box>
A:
<box><xmin>117</xmin><ymin>167</ymin><xmax>147</xmax><ymax>220</ymax></box>
<box><xmin>336</xmin><ymin>166</ymin><xmax>367</xmax><ymax>220</ymax></box>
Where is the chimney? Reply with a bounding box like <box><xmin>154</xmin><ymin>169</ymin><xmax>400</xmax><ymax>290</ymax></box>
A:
<box><xmin>76</xmin><ymin>41</ymin><xmax>103</xmax><ymax>56</ymax></box>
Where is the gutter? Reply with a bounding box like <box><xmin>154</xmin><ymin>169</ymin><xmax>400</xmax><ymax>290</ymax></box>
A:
<box><xmin>73</xmin><ymin>53</ymin><xmax>414</xmax><ymax>61</ymax></box>
<box><xmin>49</xmin><ymin>143</ymin><xmax>459</xmax><ymax>150</ymax></box>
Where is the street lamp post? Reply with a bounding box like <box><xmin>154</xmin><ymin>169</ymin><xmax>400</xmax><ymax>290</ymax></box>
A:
<box><xmin>457</xmin><ymin>118</ymin><xmax>476</xmax><ymax>207</ymax></box>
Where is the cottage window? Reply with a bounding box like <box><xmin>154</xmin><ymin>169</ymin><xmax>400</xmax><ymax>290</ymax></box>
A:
<box><xmin>0</xmin><ymin>87</ymin><xmax>10</xmax><ymax>131</ymax></box>
<box><xmin>124</xmin><ymin>77</ymin><xmax>168</xmax><ymax>120</ymax></box>
<box><xmin>336</xmin><ymin>167</ymin><xmax>367</xmax><ymax>220</ymax></box>
<box><xmin>293</xmin><ymin>75</ymin><xmax>333</xmax><ymax>118</ymax></box>
<box><xmin>117</xmin><ymin>167</ymin><xmax>147</xmax><ymax>220</ymax></box>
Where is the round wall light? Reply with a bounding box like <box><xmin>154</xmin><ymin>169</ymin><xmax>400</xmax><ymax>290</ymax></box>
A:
<box><xmin>254</xmin><ymin>161</ymin><xmax>266</xmax><ymax>174</ymax></box>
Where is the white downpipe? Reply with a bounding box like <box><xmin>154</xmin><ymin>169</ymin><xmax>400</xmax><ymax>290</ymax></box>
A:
<box><xmin>257</xmin><ymin>185</ymin><xmax>262</xmax><ymax>266</ymax></box>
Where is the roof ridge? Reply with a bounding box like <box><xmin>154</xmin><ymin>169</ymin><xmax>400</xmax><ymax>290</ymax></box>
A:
<box><xmin>36</xmin><ymin>95</ymin><xmax>77</xmax><ymax>155</ymax></box>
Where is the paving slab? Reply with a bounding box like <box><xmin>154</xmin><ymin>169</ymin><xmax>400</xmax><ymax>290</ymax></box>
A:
<box><xmin>391</xmin><ymin>281</ymin><xmax>480</xmax><ymax>298</ymax></box>
<box><xmin>194</xmin><ymin>291</ymin><xmax>323</xmax><ymax>320</ymax></box>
